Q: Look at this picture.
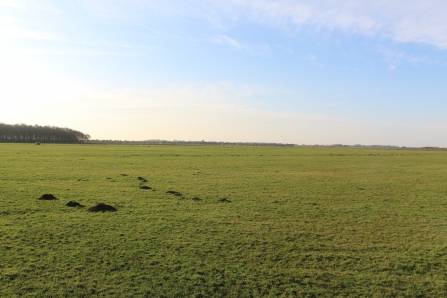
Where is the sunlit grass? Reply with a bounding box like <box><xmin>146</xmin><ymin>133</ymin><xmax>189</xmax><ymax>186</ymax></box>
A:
<box><xmin>1</xmin><ymin>144</ymin><xmax>447</xmax><ymax>296</ymax></box>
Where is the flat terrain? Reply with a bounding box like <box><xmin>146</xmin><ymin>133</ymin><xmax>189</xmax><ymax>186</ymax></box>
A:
<box><xmin>1</xmin><ymin>144</ymin><xmax>447</xmax><ymax>297</ymax></box>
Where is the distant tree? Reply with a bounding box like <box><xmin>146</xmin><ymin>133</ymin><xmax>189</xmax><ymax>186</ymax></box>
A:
<box><xmin>0</xmin><ymin>123</ymin><xmax>91</xmax><ymax>143</ymax></box>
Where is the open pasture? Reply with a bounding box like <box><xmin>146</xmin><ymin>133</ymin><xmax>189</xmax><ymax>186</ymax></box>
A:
<box><xmin>1</xmin><ymin>144</ymin><xmax>447</xmax><ymax>297</ymax></box>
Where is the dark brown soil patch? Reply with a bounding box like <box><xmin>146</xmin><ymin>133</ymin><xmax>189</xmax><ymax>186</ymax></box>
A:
<box><xmin>38</xmin><ymin>194</ymin><xmax>58</xmax><ymax>200</ymax></box>
<box><xmin>120</xmin><ymin>174</ymin><xmax>128</xmax><ymax>176</ymax></box>
<box><xmin>139</xmin><ymin>185</ymin><xmax>152</xmax><ymax>190</ymax></box>
<box><xmin>192</xmin><ymin>197</ymin><xmax>201</xmax><ymax>201</ymax></box>
<box><xmin>166</xmin><ymin>190</ymin><xmax>182</xmax><ymax>196</ymax></box>
<box><xmin>66</xmin><ymin>201</ymin><xmax>84</xmax><ymax>207</ymax></box>
<box><xmin>88</xmin><ymin>203</ymin><xmax>117</xmax><ymax>212</ymax></box>
<box><xmin>137</xmin><ymin>176</ymin><xmax>147</xmax><ymax>182</ymax></box>
<box><xmin>219</xmin><ymin>198</ymin><xmax>231</xmax><ymax>203</ymax></box>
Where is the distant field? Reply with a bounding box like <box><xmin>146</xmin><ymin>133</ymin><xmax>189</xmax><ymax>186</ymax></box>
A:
<box><xmin>1</xmin><ymin>143</ymin><xmax>447</xmax><ymax>297</ymax></box>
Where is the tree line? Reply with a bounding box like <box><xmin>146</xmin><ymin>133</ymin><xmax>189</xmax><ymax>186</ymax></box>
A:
<box><xmin>0</xmin><ymin>123</ymin><xmax>91</xmax><ymax>143</ymax></box>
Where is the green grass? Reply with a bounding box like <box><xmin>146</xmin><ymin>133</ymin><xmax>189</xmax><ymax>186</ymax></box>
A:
<box><xmin>1</xmin><ymin>143</ymin><xmax>447</xmax><ymax>297</ymax></box>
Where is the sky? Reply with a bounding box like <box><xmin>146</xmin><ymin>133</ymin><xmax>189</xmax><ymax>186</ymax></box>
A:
<box><xmin>1</xmin><ymin>0</ymin><xmax>446</xmax><ymax>146</ymax></box>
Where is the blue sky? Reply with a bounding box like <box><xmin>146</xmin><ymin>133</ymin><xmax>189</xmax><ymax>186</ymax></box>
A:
<box><xmin>1</xmin><ymin>0</ymin><xmax>446</xmax><ymax>146</ymax></box>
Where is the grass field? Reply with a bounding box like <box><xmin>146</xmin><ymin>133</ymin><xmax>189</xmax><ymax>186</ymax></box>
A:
<box><xmin>1</xmin><ymin>143</ymin><xmax>447</xmax><ymax>297</ymax></box>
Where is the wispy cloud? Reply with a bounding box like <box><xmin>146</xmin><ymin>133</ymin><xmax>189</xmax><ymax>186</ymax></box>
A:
<box><xmin>0</xmin><ymin>10</ymin><xmax>142</xmax><ymax>56</ymax></box>
<box><xmin>21</xmin><ymin>49</ymin><xmax>137</xmax><ymax>57</ymax></box>
<box><xmin>73</xmin><ymin>1</ymin><xmax>447</xmax><ymax>50</ymax></box>
<box><xmin>143</xmin><ymin>26</ymin><xmax>184</xmax><ymax>40</ymax></box>
<box><xmin>0</xmin><ymin>0</ymin><xmax>26</xmax><ymax>10</ymax></box>
<box><xmin>273</xmin><ymin>44</ymin><xmax>294</xmax><ymax>54</ymax></box>
<box><xmin>0</xmin><ymin>23</ymin><xmax>63</xmax><ymax>41</ymax></box>
<box><xmin>91</xmin><ymin>39</ymin><xmax>132</xmax><ymax>48</ymax></box>
<box><xmin>376</xmin><ymin>46</ymin><xmax>430</xmax><ymax>70</ymax></box>
<box><xmin>307</xmin><ymin>54</ymin><xmax>326</xmax><ymax>67</ymax></box>
<box><xmin>231</xmin><ymin>0</ymin><xmax>447</xmax><ymax>49</ymax></box>
<box><xmin>211</xmin><ymin>35</ymin><xmax>242</xmax><ymax>49</ymax></box>
<box><xmin>211</xmin><ymin>34</ymin><xmax>270</xmax><ymax>56</ymax></box>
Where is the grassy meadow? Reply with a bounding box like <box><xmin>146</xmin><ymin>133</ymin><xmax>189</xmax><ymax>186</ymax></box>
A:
<box><xmin>1</xmin><ymin>143</ymin><xmax>447</xmax><ymax>297</ymax></box>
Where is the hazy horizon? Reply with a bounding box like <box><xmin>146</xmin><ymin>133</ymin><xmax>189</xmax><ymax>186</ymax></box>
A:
<box><xmin>1</xmin><ymin>1</ymin><xmax>446</xmax><ymax>147</ymax></box>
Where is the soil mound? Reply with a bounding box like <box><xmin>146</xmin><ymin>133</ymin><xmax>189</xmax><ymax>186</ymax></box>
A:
<box><xmin>219</xmin><ymin>198</ymin><xmax>231</xmax><ymax>203</ymax></box>
<box><xmin>88</xmin><ymin>203</ymin><xmax>117</xmax><ymax>212</ymax></box>
<box><xmin>166</xmin><ymin>190</ymin><xmax>182</xmax><ymax>197</ymax></box>
<box><xmin>137</xmin><ymin>176</ymin><xmax>147</xmax><ymax>182</ymax></box>
<box><xmin>192</xmin><ymin>197</ymin><xmax>201</xmax><ymax>201</ymax></box>
<box><xmin>66</xmin><ymin>201</ymin><xmax>84</xmax><ymax>207</ymax></box>
<box><xmin>139</xmin><ymin>185</ymin><xmax>152</xmax><ymax>190</ymax></box>
<box><xmin>38</xmin><ymin>194</ymin><xmax>58</xmax><ymax>200</ymax></box>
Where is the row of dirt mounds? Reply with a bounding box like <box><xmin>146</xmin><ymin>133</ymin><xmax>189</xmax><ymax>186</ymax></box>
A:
<box><xmin>38</xmin><ymin>194</ymin><xmax>58</xmax><ymax>200</ymax></box>
<box><xmin>135</xmin><ymin>175</ymin><xmax>228</xmax><ymax>202</ymax></box>
<box><xmin>135</xmin><ymin>176</ymin><xmax>224</xmax><ymax>202</ymax></box>
<box><xmin>135</xmin><ymin>176</ymin><xmax>206</xmax><ymax>201</ymax></box>
<box><xmin>134</xmin><ymin>175</ymin><xmax>231</xmax><ymax>203</ymax></box>
<box><xmin>166</xmin><ymin>190</ymin><xmax>183</xmax><ymax>197</ymax></box>
<box><xmin>136</xmin><ymin>176</ymin><xmax>205</xmax><ymax>201</ymax></box>
<box><xmin>37</xmin><ymin>175</ymin><xmax>230</xmax><ymax>213</ymax></box>
<box><xmin>37</xmin><ymin>194</ymin><xmax>117</xmax><ymax>212</ymax></box>
<box><xmin>136</xmin><ymin>176</ymin><xmax>155</xmax><ymax>191</ymax></box>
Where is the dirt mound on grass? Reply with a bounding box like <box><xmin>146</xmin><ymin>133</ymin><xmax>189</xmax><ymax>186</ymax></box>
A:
<box><xmin>219</xmin><ymin>198</ymin><xmax>231</xmax><ymax>203</ymax></box>
<box><xmin>137</xmin><ymin>176</ymin><xmax>147</xmax><ymax>182</ymax></box>
<box><xmin>38</xmin><ymin>194</ymin><xmax>58</xmax><ymax>200</ymax></box>
<box><xmin>66</xmin><ymin>201</ymin><xmax>84</xmax><ymax>207</ymax></box>
<box><xmin>139</xmin><ymin>185</ymin><xmax>152</xmax><ymax>190</ymax></box>
<box><xmin>192</xmin><ymin>197</ymin><xmax>201</xmax><ymax>201</ymax></box>
<box><xmin>166</xmin><ymin>190</ymin><xmax>182</xmax><ymax>196</ymax></box>
<box><xmin>88</xmin><ymin>203</ymin><xmax>117</xmax><ymax>212</ymax></box>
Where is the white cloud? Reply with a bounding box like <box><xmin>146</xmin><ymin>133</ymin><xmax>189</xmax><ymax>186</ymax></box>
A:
<box><xmin>0</xmin><ymin>3</ymin><xmax>63</xmax><ymax>41</ymax></box>
<box><xmin>231</xmin><ymin>0</ymin><xmax>447</xmax><ymax>49</ymax></box>
<box><xmin>74</xmin><ymin>0</ymin><xmax>447</xmax><ymax>49</ymax></box>
<box><xmin>7</xmin><ymin>1</ymin><xmax>447</xmax><ymax>51</ymax></box>
<box><xmin>0</xmin><ymin>0</ymin><xmax>61</xmax><ymax>13</ymax></box>
<box><xmin>375</xmin><ymin>46</ymin><xmax>430</xmax><ymax>70</ymax></box>
<box><xmin>0</xmin><ymin>23</ymin><xmax>62</xmax><ymax>41</ymax></box>
<box><xmin>0</xmin><ymin>0</ymin><xmax>26</xmax><ymax>9</ymax></box>
<box><xmin>212</xmin><ymin>35</ymin><xmax>242</xmax><ymax>49</ymax></box>
<box><xmin>307</xmin><ymin>54</ymin><xmax>326</xmax><ymax>68</ymax></box>
<box><xmin>143</xmin><ymin>26</ymin><xmax>184</xmax><ymax>40</ymax></box>
<box><xmin>211</xmin><ymin>34</ymin><xmax>270</xmax><ymax>56</ymax></box>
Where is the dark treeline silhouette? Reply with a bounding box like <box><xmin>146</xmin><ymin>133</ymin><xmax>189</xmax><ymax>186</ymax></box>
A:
<box><xmin>0</xmin><ymin>123</ymin><xmax>90</xmax><ymax>143</ymax></box>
